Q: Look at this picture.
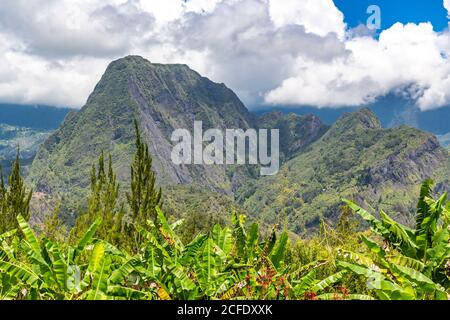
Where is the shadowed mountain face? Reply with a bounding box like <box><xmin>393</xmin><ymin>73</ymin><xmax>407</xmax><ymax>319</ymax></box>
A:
<box><xmin>26</xmin><ymin>56</ymin><xmax>450</xmax><ymax>234</ymax></box>
<box><xmin>257</xmin><ymin>111</ymin><xmax>329</xmax><ymax>162</ymax></box>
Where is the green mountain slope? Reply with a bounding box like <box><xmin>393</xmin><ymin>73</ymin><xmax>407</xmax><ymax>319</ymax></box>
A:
<box><xmin>28</xmin><ymin>56</ymin><xmax>258</xmax><ymax>198</ymax></box>
<box><xmin>239</xmin><ymin>108</ymin><xmax>450</xmax><ymax>233</ymax></box>
<box><xmin>0</xmin><ymin>124</ymin><xmax>53</xmax><ymax>177</ymax></box>
<box><xmin>26</xmin><ymin>56</ymin><xmax>450</xmax><ymax>235</ymax></box>
<box><xmin>26</xmin><ymin>56</ymin><xmax>331</xmax><ymax>227</ymax></box>
<box><xmin>257</xmin><ymin>111</ymin><xmax>328</xmax><ymax>161</ymax></box>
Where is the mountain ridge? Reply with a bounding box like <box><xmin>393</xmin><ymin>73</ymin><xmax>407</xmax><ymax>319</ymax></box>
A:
<box><xmin>27</xmin><ymin>56</ymin><xmax>267</xmax><ymax>197</ymax></box>
<box><xmin>239</xmin><ymin>108</ymin><xmax>450</xmax><ymax>233</ymax></box>
<box><xmin>25</xmin><ymin>55</ymin><xmax>450</xmax><ymax>234</ymax></box>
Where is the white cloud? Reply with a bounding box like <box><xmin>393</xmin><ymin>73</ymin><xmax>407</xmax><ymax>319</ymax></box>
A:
<box><xmin>266</xmin><ymin>22</ymin><xmax>450</xmax><ymax>110</ymax></box>
<box><xmin>0</xmin><ymin>0</ymin><xmax>155</xmax><ymax>58</ymax></box>
<box><xmin>0</xmin><ymin>38</ymin><xmax>108</xmax><ymax>107</ymax></box>
<box><xmin>138</xmin><ymin>0</ymin><xmax>184</xmax><ymax>25</ymax></box>
<box><xmin>268</xmin><ymin>0</ymin><xmax>346</xmax><ymax>39</ymax></box>
<box><xmin>445</xmin><ymin>0</ymin><xmax>450</xmax><ymax>17</ymax></box>
<box><xmin>0</xmin><ymin>0</ymin><xmax>449</xmax><ymax>111</ymax></box>
<box><xmin>184</xmin><ymin>0</ymin><xmax>226</xmax><ymax>14</ymax></box>
<box><xmin>0</xmin><ymin>0</ymin><xmax>347</xmax><ymax>107</ymax></box>
<box><xmin>170</xmin><ymin>0</ymin><xmax>346</xmax><ymax>104</ymax></box>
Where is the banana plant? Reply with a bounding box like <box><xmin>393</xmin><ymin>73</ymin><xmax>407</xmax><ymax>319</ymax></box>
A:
<box><xmin>340</xmin><ymin>180</ymin><xmax>450</xmax><ymax>300</ymax></box>
<box><xmin>0</xmin><ymin>207</ymin><xmax>366</xmax><ymax>300</ymax></box>
<box><xmin>107</xmin><ymin>208</ymin><xmax>342</xmax><ymax>300</ymax></box>
<box><xmin>0</xmin><ymin>215</ymin><xmax>138</xmax><ymax>300</ymax></box>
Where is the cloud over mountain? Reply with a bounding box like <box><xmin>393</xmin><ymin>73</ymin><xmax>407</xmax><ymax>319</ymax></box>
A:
<box><xmin>0</xmin><ymin>0</ymin><xmax>449</xmax><ymax>110</ymax></box>
<box><xmin>266</xmin><ymin>21</ymin><xmax>450</xmax><ymax>110</ymax></box>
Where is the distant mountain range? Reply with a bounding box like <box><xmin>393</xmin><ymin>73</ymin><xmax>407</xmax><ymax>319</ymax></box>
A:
<box><xmin>240</xmin><ymin>108</ymin><xmax>450</xmax><ymax>233</ymax></box>
<box><xmin>0</xmin><ymin>104</ymin><xmax>73</xmax><ymax>177</ymax></box>
<box><xmin>252</xmin><ymin>93</ymin><xmax>450</xmax><ymax>147</ymax></box>
<box><xmin>0</xmin><ymin>104</ymin><xmax>73</xmax><ymax>130</ymax></box>
<box><xmin>21</xmin><ymin>56</ymin><xmax>450</xmax><ymax>234</ymax></box>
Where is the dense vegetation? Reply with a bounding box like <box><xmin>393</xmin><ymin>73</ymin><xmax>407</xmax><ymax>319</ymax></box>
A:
<box><xmin>0</xmin><ymin>124</ymin><xmax>448</xmax><ymax>300</ymax></box>
<box><xmin>240</xmin><ymin>108</ymin><xmax>450</xmax><ymax>234</ymax></box>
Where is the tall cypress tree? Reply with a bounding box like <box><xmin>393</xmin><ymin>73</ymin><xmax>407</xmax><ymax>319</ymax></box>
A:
<box><xmin>71</xmin><ymin>151</ymin><xmax>124</xmax><ymax>246</ymax></box>
<box><xmin>126</xmin><ymin>120</ymin><xmax>162</xmax><ymax>227</ymax></box>
<box><xmin>0</xmin><ymin>150</ymin><xmax>32</xmax><ymax>234</ymax></box>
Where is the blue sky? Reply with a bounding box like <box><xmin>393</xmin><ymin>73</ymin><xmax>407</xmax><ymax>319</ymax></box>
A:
<box><xmin>334</xmin><ymin>0</ymin><xmax>449</xmax><ymax>32</ymax></box>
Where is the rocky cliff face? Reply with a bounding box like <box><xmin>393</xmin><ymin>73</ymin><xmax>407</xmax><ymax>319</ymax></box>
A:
<box><xmin>368</xmin><ymin>134</ymin><xmax>447</xmax><ymax>187</ymax></box>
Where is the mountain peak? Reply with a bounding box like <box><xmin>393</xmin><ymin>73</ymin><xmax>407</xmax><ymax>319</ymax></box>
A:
<box><xmin>29</xmin><ymin>55</ymin><xmax>256</xmax><ymax>196</ymax></box>
<box><xmin>115</xmin><ymin>54</ymin><xmax>149</xmax><ymax>63</ymax></box>
<box><xmin>104</xmin><ymin>55</ymin><xmax>193</xmax><ymax>78</ymax></box>
<box><xmin>329</xmin><ymin>108</ymin><xmax>382</xmax><ymax>135</ymax></box>
<box><xmin>106</xmin><ymin>55</ymin><xmax>152</xmax><ymax>70</ymax></box>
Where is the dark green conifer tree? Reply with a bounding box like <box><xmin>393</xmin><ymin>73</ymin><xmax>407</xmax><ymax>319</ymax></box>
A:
<box><xmin>0</xmin><ymin>150</ymin><xmax>32</xmax><ymax>234</ymax></box>
<box><xmin>71</xmin><ymin>151</ymin><xmax>124</xmax><ymax>246</ymax></box>
<box><xmin>124</xmin><ymin>121</ymin><xmax>162</xmax><ymax>251</ymax></box>
<box><xmin>126</xmin><ymin>120</ymin><xmax>162</xmax><ymax>227</ymax></box>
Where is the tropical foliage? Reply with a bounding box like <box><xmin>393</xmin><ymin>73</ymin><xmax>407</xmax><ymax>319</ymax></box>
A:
<box><xmin>0</xmin><ymin>208</ymin><xmax>350</xmax><ymax>300</ymax></box>
<box><xmin>340</xmin><ymin>180</ymin><xmax>450</xmax><ymax>300</ymax></box>
<box><xmin>0</xmin><ymin>124</ymin><xmax>448</xmax><ymax>300</ymax></box>
<box><xmin>0</xmin><ymin>152</ymin><xmax>32</xmax><ymax>234</ymax></box>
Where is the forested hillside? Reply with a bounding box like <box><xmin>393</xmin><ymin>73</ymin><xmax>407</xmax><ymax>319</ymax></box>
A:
<box><xmin>0</xmin><ymin>123</ymin><xmax>448</xmax><ymax>300</ymax></box>
<box><xmin>239</xmin><ymin>109</ymin><xmax>450</xmax><ymax>233</ymax></box>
